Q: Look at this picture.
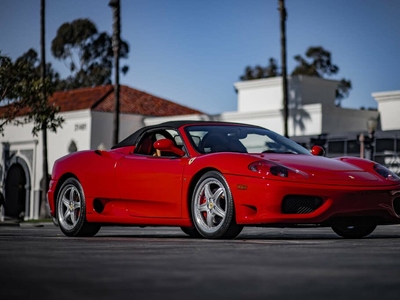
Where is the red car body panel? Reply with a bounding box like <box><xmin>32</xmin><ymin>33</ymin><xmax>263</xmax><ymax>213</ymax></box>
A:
<box><xmin>47</xmin><ymin>121</ymin><xmax>400</xmax><ymax>231</ymax></box>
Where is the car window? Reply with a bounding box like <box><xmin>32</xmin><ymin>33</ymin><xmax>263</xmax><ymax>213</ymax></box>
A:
<box><xmin>185</xmin><ymin>125</ymin><xmax>310</xmax><ymax>155</ymax></box>
<box><xmin>135</xmin><ymin>129</ymin><xmax>185</xmax><ymax>157</ymax></box>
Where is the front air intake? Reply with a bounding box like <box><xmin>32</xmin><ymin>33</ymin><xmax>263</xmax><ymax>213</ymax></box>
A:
<box><xmin>282</xmin><ymin>195</ymin><xmax>323</xmax><ymax>214</ymax></box>
<box><xmin>393</xmin><ymin>197</ymin><xmax>400</xmax><ymax>216</ymax></box>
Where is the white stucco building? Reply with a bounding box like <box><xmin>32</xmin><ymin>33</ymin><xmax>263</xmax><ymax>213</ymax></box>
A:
<box><xmin>372</xmin><ymin>90</ymin><xmax>400</xmax><ymax>131</ymax></box>
<box><xmin>147</xmin><ymin>76</ymin><xmax>381</xmax><ymax>136</ymax></box>
<box><xmin>145</xmin><ymin>75</ymin><xmax>400</xmax><ymax>171</ymax></box>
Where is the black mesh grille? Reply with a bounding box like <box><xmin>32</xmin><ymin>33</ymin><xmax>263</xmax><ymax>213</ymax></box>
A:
<box><xmin>282</xmin><ymin>195</ymin><xmax>323</xmax><ymax>214</ymax></box>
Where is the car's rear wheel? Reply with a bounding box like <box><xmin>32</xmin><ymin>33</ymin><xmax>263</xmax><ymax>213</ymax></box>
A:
<box><xmin>191</xmin><ymin>171</ymin><xmax>243</xmax><ymax>239</ymax></box>
<box><xmin>56</xmin><ymin>178</ymin><xmax>100</xmax><ymax>237</ymax></box>
<box><xmin>331</xmin><ymin>223</ymin><xmax>376</xmax><ymax>239</ymax></box>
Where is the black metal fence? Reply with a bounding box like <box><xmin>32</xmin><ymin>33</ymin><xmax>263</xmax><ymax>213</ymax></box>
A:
<box><xmin>293</xmin><ymin>132</ymin><xmax>400</xmax><ymax>175</ymax></box>
<box><xmin>325</xmin><ymin>136</ymin><xmax>400</xmax><ymax>175</ymax></box>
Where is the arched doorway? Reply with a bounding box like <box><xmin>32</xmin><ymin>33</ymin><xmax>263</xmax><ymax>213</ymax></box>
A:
<box><xmin>5</xmin><ymin>163</ymin><xmax>27</xmax><ymax>219</ymax></box>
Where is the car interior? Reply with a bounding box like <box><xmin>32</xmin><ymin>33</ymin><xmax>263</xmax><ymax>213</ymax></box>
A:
<box><xmin>135</xmin><ymin>129</ymin><xmax>184</xmax><ymax>157</ymax></box>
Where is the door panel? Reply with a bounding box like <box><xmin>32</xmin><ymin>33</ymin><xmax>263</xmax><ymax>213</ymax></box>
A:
<box><xmin>115</xmin><ymin>155</ymin><xmax>187</xmax><ymax>218</ymax></box>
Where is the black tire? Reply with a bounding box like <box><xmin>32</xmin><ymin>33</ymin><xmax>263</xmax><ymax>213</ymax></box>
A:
<box><xmin>52</xmin><ymin>217</ymin><xmax>59</xmax><ymax>227</ymax></box>
<box><xmin>180</xmin><ymin>226</ymin><xmax>202</xmax><ymax>238</ymax></box>
<box><xmin>331</xmin><ymin>223</ymin><xmax>376</xmax><ymax>239</ymax></box>
<box><xmin>191</xmin><ymin>171</ymin><xmax>243</xmax><ymax>239</ymax></box>
<box><xmin>56</xmin><ymin>178</ymin><xmax>100</xmax><ymax>237</ymax></box>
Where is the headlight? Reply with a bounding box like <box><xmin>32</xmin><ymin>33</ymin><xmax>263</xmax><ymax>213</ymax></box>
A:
<box><xmin>270</xmin><ymin>165</ymin><xmax>289</xmax><ymax>177</ymax></box>
<box><xmin>374</xmin><ymin>164</ymin><xmax>400</xmax><ymax>181</ymax></box>
<box><xmin>249</xmin><ymin>161</ymin><xmax>308</xmax><ymax>179</ymax></box>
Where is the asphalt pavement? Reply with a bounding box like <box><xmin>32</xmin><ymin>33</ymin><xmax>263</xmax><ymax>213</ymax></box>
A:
<box><xmin>1</xmin><ymin>224</ymin><xmax>400</xmax><ymax>300</ymax></box>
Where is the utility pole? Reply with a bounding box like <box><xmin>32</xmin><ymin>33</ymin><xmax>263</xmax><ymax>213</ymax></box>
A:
<box><xmin>279</xmin><ymin>0</ymin><xmax>289</xmax><ymax>138</ymax></box>
<box><xmin>109</xmin><ymin>0</ymin><xmax>121</xmax><ymax>146</ymax></box>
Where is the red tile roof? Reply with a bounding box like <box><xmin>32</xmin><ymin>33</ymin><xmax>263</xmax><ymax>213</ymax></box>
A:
<box><xmin>1</xmin><ymin>85</ymin><xmax>202</xmax><ymax>117</ymax></box>
<box><xmin>49</xmin><ymin>85</ymin><xmax>114</xmax><ymax>112</ymax></box>
<box><xmin>92</xmin><ymin>85</ymin><xmax>202</xmax><ymax>116</ymax></box>
<box><xmin>52</xmin><ymin>85</ymin><xmax>202</xmax><ymax>116</ymax></box>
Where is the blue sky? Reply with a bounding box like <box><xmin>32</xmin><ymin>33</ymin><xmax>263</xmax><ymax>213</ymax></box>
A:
<box><xmin>1</xmin><ymin>0</ymin><xmax>399</xmax><ymax>114</ymax></box>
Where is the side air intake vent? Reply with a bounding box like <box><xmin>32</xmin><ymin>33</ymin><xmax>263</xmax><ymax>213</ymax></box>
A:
<box><xmin>282</xmin><ymin>195</ymin><xmax>323</xmax><ymax>214</ymax></box>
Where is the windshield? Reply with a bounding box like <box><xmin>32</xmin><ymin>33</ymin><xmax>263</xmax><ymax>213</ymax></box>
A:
<box><xmin>185</xmin><ymin>125</ymin><xmax>311</xmax><ymax>155</ymax></box>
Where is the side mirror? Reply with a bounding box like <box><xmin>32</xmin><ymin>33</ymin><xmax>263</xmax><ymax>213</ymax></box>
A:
<box><xmin>310</xmin><ymin>145</ymin><xmax>325</xmax><ymax>156</ymax></box>
<box><xmin>153</xmin><ymin>139</ymin><xmax>185</xmax><ymax>157</ymax></box>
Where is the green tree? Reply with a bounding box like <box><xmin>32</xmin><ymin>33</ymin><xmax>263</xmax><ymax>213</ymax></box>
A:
<box><xmin>0</xmin><ymin>49</ymin><xmax>63</xmax><ymax>214</ymax></box>
<box><xmin>240</xmin><ymin>58</ymin><xmax>280</xmax><ymax>81</ymax></box>
<box><xmin>335</xmin><ymin>78</ymin><xmax>352</xmax><ymax>105</ymax></box>
<box><xmin>239</xmin><ymin>46</ymin><xmax>352</xmax><ymax>107</ymax></box>
<box><xmin>12</xmin><ymin>49</ymin><xmax>61</xmax><ymax>90</ymax></box>
<box><xmin>291</xmin><ymin>46</ymin><xmax>351</xmax><ymax>106</ymax></box>
<box><xmin>0</xmin><ymin>51</ymin><xmax>63</xmax><ymax>136</ymax></box>
<box><xmin>51</xmin><ymin>18</ymin><xmax>129</xmax><ymax>90</ymax></box>
<box><xmin>291</xmin><ymin>46</ymin><xmax>339</xmax><ymax>77</ymax></box>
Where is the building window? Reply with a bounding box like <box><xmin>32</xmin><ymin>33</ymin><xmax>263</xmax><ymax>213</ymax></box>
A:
<box><xmin>327</xmin><ymin>140</ymin><xmax>345</xmax><ymax>155</ymax></box>
<box><xmin>375</xmin><ymin>138</ymin><xmax>395</xmax><ymax>153</ymax></box>
<box><xmin>68</xmin><ymin>140</ymin><xmax>78</xmax><ymax>153</ymax></box>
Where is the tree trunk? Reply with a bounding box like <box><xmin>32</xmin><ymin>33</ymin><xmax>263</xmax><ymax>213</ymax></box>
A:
<box><xmin>279</xmin><ymin>0</ymin><xmax>289</xmax><ymax>138</ymax></box>
<box><xmin>40</xmin><ymin>0</ymin><xmax>49</xmax><ymax>218</ymax></box>
<box><xmin>109</xmin><ymin>0</ymin><xmax>121</xmax><ymax>146</ymax></box>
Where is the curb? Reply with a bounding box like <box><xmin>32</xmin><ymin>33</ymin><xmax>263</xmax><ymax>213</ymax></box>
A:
<box><xmin>0</xmin><ymin>221</ymin><xmax>20</xmax><ymax>227</ymax></box>
<box><xmin>0</xmin><ymin>221</ymin><xmax>55</xmax><ymax>227</ymax></box>
<box><xmin>19</xmin><ymin>222</ymin><xmax>55</xmax><ymax>228</ymax></box>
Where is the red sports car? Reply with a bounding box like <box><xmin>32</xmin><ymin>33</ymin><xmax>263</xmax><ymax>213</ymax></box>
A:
<box><xmin>47</xmin><ymin>121</ymin><xmax>400</xmax><ymax>239</ymax></box>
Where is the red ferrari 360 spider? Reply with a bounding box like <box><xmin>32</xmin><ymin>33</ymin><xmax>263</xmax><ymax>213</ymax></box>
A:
<box><xmin>47</xmin><ymin>121</ymin><xmax>400</xmax><ymax>239</ymax></box>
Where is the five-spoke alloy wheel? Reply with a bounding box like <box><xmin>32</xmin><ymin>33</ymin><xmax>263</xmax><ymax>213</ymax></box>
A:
<box><xmin>56</xmin><ymin>178</ymin><xmax>100</xmax><ymax>237</ymax></box>
<box><xmin>191</xmin><ymin>171</ymin><xmax>243</xmax><ymax>239</ymax></box>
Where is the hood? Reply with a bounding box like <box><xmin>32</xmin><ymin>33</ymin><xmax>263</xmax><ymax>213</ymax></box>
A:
<box><xmin>251</xmin><ymin>154</ymin><xmax>379</xmax><ymax>184</ymax></box>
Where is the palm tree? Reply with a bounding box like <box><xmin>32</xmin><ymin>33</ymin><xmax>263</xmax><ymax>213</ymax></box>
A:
<box><xmin>40</xmin><ymin>0</ymin><xmax>50</xmax><ymax>218</ymax></box>
<box><xmin>109</xmin><ymin>0</ymin><xmax>121</xmax><ymax>146</ymax></box>
<box><xmin>278</xmin><ymin>0</ymin><xmax>289</xmax><ymax>138</ymax></box>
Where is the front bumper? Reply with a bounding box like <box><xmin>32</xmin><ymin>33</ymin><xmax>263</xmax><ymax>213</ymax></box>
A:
<box><xmin>226</xmin><ymin>174</ymin><xmax>400</xmax><ymax>226</ymax></box>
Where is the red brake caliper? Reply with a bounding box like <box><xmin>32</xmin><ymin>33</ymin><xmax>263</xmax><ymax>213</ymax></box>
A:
<box><xmin>200</xmin><ymin>192</ymin><xmax>207</xmax><ymax>220</ymax></box>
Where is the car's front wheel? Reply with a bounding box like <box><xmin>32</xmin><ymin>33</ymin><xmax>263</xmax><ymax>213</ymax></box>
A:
<box><xmin>191</xmin><ymin>171</ymin><xmax>243</xmax><ymax>239</ymax></box>
<box><xmin>331</xmin><ymin>223</ymin><xmax>376</xmax><ymax>239</ymax></box>
<box><xmin>56</xmin><ymin>178</ymin><xmax>100</xmax><ymax>237</ymax></box>
<box><xmin>180</xmin><ymin>226</ymin><xmax>201</xmax><ymax>238</ymax></box>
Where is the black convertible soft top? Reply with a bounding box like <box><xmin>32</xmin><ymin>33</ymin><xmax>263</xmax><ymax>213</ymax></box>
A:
<box><xmin>111</xmin><ymin>120</ymin><xmax>260</xmax><ymax>149</ymax></box>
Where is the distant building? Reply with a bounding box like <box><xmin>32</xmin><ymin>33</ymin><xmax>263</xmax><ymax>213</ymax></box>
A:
<box><xmin>0</xmin><ymin>85</ymin><xmax>201</xmax><ymax>220</ymax></box>
<box><xmin>145</xmin><ymin>75</ymin><xmax>400</xmax><ymax>172</ymax></box>
<box><xmin>146</xmin><ymin>75</ymin><xmax>381</xmax><ymax>136</ymax></box>
<box><xmin>372</xmin><ymin>90</ymin><xmax>400</xmax><ymax>131</ymax></box>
